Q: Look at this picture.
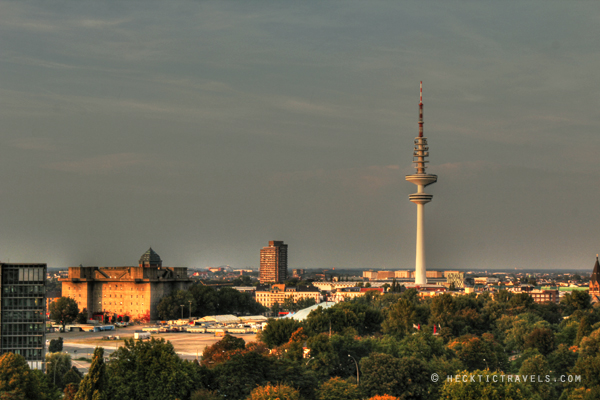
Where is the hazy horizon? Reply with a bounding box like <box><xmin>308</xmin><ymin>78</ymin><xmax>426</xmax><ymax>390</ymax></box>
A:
<box><xmin>2</xmin><ymin>2</ymin><xmax>600</xmax><ymax>271</ymax></box>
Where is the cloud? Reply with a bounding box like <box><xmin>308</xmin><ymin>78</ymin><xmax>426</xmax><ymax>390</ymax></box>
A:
<box><xmin>45</xmin><ymin>153</ymin><xmax>148</xmax><ymax>174</ymax></box>
<box><xmin>9</xmin><ymin>137</ymin><xmax>58</xmax><ymax>152</ymax></box>
<box><xmin>271</xmin><ymin>165</ymin><xmax>403</xmax><ymax>193</ymax></box>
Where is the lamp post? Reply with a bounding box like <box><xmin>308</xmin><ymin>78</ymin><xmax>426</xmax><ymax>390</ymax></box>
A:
<box><xmin>348</xmin><ymin>354</ymin><xmax>359</xmax><ymax>385</ymax></box>
<box><xmin>180</xmin><ymin>305</ymin><xmax>184</xmax><ymax>320</ymax></box>
<box><xmin>188</xmin><ymin>300</ymin><xmax>192</xmax><ymax>319</ymax></box>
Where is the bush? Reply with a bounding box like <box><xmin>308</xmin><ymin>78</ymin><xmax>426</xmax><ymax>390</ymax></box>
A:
<box><xmin>49</xmin><ymin>337</ymin><xmax>63</xmax><ymax>353</ymax></box>
<box><xmin>247</xmin><ymin>383</ymin><xmax>300</xmax><ymax>400</ymax></box>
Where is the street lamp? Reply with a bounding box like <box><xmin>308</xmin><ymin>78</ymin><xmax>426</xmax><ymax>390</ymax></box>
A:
<box><xmin>348</xmin><ymin>355</ymin><xmax>359</xmax><ymax>385</ymax></box>
<box><xmin>180</xmin><ymin>305</ymin><xmax>184</xmax><ymax>320</ymax></box>
<box><xmin>188</xmin><ymin>300</ymin><xmax>192</xmax><ymax>319</ymax></box>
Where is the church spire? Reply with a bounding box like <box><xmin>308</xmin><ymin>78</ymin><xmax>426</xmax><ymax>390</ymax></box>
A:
<box><xmin>592</xmin><ymin>254</ymin><xmax>600</xmax><ymax>284</ymax></box>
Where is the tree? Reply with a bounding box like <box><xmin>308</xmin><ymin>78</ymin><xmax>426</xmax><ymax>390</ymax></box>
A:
<box><xmin>211</xmin><ymin>351</ymin><xmax>275</xmax><ymax>399</ymax></box>
<box><xmin>296</xmin><ymin>297</ymin><xmax>316</xmax><ymax>310</ymax></box>
<box><xmin>576</xmin><ymin>316</ymin><xmax>593</xmax><ymax>345</ymax></box>
<box><xmin>74</xmin><ymin>347</ymin><xmax>106</xmax><ymax>400</ymax></box>
<box><xmin>76</xmin><ymin>309</ymin><xmax>88</xmax><ymax>324</ymax></box>
<box><xmin>156</xmin><ymin>290</ymin><xmax>195</xmax><ymax>320</ymax></box>
<box><xmin>201</xmin><ymin>334</ymin><xmax>246</xmax><ymax>367</ymax></box>
<box><xmin>247</xmin><ymin>383</ymin><xmax>300</xmax><ymax>400</ymax></box>
<box><xmin>63</xmin><ymin>384</ymin><xmax>78</xmax><ymax>400</ymax></box>
<box><xmin>105</xmin><ymin>338</ymin><xmax>199</xmax><ymax>400</ymax></box>
<box><xmin>547</xmin><ymin>344</ymin><xmax>578</xmax><ymax>376</ymax></box>
<box><xmin>523</xmin><ymin>327</ymin><xmax>555</xmax><ymax>356</ymax></box>
<box><xmin>49</xmin><ymin>297</ymin><xmax>79</xmax><ymax>332</ymax></box>
<box><xmin>305</xmin><ymin>305</ymin><xmax>360</xmax><ymax>336</ymax></box>
<box><xmin>0</xmin><ymin>352</ymin><xmax>43</xmax><ymax>400</ymax></box>
<box><xmin>62</xmin><ymin>367</ymin><xmax>83</xmax><ymax>389</ymax></box>
<box><xmin>259</xmin><ymin>318</ymin><xmax>302</xmax><ymax>348</ymax></box>
<box><xmin>191</xmin><ymin>389</ymin><xmax>220</xmax><ymax>400</ymax></box>
<box><xmin>48</xmin><ymin>337</ymin><xmax>63</xmax><ymax>353</ymax></box>
<box><xmin>271</xmin><ymin>302</ymin><xmax>281</xmax><ymax>316</ymax></box>
<box><xmin>561</xmin><ymin>291</ymin><xmax>591</xmax><ymax>314</ymax></box>
<box><xmin>382</xmin><ymin>298</ymin><xmax>417</xmax><ymax>338</ymax></box>
<box><xmin>518</xmin><ymin>354</ymin><xmax>556</xmax><ymax>399</ymax></box>
<box><xmin>316</xmin><ymin>377</ymin><xmax>362</xmax><ymax>400</ymax></box>
<box><xmin>45</xmin><ymin>352</ymin><xmax>72</xmax><ymax>389</ymax></box>
<box><xmin>439</xmin><ymin>369</ymin><xmax>535</xmax><ymax>400</ymax></box>
<box><xmin>447</xmin><ymin>335</ymin><xmax>506</xmax><ymax>372</ymax></box>
<box><xmin>360</xmin><ymin>353</ymin><xmax>430</xmax><ymax>399</ymax></box>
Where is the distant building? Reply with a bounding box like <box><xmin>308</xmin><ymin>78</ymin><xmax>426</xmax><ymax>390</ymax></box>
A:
<box><xmin>474</xmin><ymin>277</ymin><xmax>499</xmax><ymax>285</ymax></box>
<box><xmin>331</xmin><ymin>287</ymin><xmax>384</xmax><ymax>302</ymax></box>
<box><xmin>61</xmin><ymin>248</ymin><xmax>191</xmax><ymax>321</ymax></box>
<box><xmin>0</xmin><ymin>263</ymin><xmax>47</xmax><ymax>370</ymax></box>
<box><xmin>311</xmin><ymin>282</ymin><xmax>356</xmax><ymax>291</ymax></box>
<box><xmin>259</xmin><ymin>241</ymin><xmax>288</xmax><ymax>284</ymax></box>
<box><xmin>255</xmin><ymin>284</ymin><xmax>320</xmax><ymax>308</ymax></box>
<box><xmin>529</xmin><ymin>288</ymin><xmax>559</xmax><ymax>304</ymax></box>
<box><xmin>363</xmin><ymin>271</ymin><xmax>378</xmax><ymax>280</ymax></box>
<box><xmin>292</xmin><ymin>269</ymin><xmax>305</xmax><ymax>278</ymax></box>
<box><xmin>446</xmin><ymin>271</ymin><xmax>465</xmax><ymax>288</ymax></box>
<box><xmin>590</xmin><ymin>256</ymin><xmax>600</xmax><ymax>302</ymax></box>
<box><xmin>46</xmin><ymin>290</ymin><xmax>62</xmax><ymax>314</ymax></box>
<box><xmin>426</xmin><ymin>271</ymin><xmax>444</xmax><ymax>278</ymax></box>
<box><xmin>208</xmin><ymin>267</ymin><xmax>224</xmax><ymax>273</ymax></box>
<box><xmin>232</xmin><ymin>286</ymin><xmax>256</xmax><ymax>294</ymax></box>
<box><xmin>377</xmin><ymin>271</ymin><xmax>396</xmax><ymax>279</ymax></box>
<box><xmin>395</xmin><ymin>270</ymin><xmax>414</xmax><ymax>279</ymax></box>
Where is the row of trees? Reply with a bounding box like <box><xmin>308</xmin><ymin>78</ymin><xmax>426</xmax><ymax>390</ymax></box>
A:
<box><xmin>6</xmin><ymin>287</ymin><xmax>600</xmax><ymax>399</ymax></box>
<box><xmin>156</xmin><ymin>284</ymin><xmax>265</xmax><ymax>320</ymax></box>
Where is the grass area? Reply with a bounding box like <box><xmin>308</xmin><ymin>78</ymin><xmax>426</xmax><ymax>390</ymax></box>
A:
<box><xmin>74</xmin><ymin>357</ymin><xmax>92</xmax><ymax>362</ymax></box>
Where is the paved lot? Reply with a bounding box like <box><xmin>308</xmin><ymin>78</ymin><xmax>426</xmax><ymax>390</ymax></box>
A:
<box><xmin>48</xmin><ymin>325</ymin><xmax>260</xmax><ymax>373</ymax></box>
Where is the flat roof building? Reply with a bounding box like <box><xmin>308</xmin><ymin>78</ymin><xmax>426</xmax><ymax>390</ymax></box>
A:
<box><xmin>61</xmin><ymin>248</ymin><xmax>191</xmax><ymax>321</ymax></box>
<box><xmin>255</xmin><ymin>284</ymin><xmax>320</xmax><ymax>308</ymax></box>
<box><xmin>0</xmin><ymin>263</ymin><xmax>47</xmax><ymax>370</ymax></box>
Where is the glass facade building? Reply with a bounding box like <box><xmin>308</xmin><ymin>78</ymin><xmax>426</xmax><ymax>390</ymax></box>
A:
<box><xmin>0</xmin><ymin>263</ymin><xmax>47</xmax><ymax>370</ymax></box>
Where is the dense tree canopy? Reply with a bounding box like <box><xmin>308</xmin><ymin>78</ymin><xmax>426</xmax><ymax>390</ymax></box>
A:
<box><xmin>157</xmin><ymin>285</ymin><xmax>265</xmax><ymax>320</ymax></box>
<box><xmin>16</xmin><ymin>281</ymin><xmax>600</xmax><ymax>400</ymax></box>
<box><xmin>0</xmin><ymin>353</ymin><xmax>44</xmax><ymax>400</ymax></box>
<box><xmin>105</xmin><ymin>338</ymin><xmax>200</xmax><ymax>400</ymax></box>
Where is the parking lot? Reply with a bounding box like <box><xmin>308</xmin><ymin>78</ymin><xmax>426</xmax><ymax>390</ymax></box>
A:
<box><xmin>47</xmin><ymin>324</ymin><xmax>260</xmax><ymax>373</ymax></box>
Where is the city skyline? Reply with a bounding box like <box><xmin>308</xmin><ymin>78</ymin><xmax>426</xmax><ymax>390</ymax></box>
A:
<box><xmin>1</xmin><ymin>2</ymin><xmax>600</xmax><ymax>271</ymax></box>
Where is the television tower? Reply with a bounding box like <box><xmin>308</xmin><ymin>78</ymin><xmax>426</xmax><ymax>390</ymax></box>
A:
<box><xmin>405</xmin><ymin>82</ymin><xmax>437</xmax><ymax>285</ymax></box>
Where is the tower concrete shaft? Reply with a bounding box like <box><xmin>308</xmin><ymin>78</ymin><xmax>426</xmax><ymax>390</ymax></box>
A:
<box><xmin>405</xmin><ymin>82</ymin><xmax>437</xmax><ymax>285</ymax></box>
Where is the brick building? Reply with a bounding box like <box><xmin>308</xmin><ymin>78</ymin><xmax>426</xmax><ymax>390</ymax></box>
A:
<box><xmin>259</xmin><ymin>241</ymin><xmax>288</xmax><ymax>284</ymax></box>
<box><xmin>529</xmin><ymin>288</ymin><xmax>559</xmax><ymax>304</ymax></box>
<box><xmin>61</xmin><ymin>248</ymin><xmax>191</xmax><ymax>321</ymax></box>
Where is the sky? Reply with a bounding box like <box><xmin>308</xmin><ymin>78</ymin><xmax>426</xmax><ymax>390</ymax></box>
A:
<box><xmin>1</xmin><ymin>2</ymin><xmax>599</xmax><ymax>271</ymax></box>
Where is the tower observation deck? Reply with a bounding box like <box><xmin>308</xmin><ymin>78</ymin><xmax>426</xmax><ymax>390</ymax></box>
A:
<box><xmin>405</xmin><ymin>82</ymin><xmax>437</xmax><ymax>285</ymax></box>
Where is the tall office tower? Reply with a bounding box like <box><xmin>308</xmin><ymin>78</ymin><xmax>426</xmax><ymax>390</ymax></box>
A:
<box><xmin>0</xmin><ymin>263</ymin><xmax>47</xmax><ymax>370</ymax></box>
<box><xmin>405</xmin><ymin>82</ymin><xmax>437</xmax><ymax>285</ymax></box>
<box><xmin>259</xmin><ymin>241</ymin><xmax>288</xmax><ymax>284</ymax></box>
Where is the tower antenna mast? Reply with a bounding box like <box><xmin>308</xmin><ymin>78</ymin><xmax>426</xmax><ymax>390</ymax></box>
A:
<box><xmin>405</xmin><ymin>82</ymin><xmax>437</xmax><ymax>285</ymax></box>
